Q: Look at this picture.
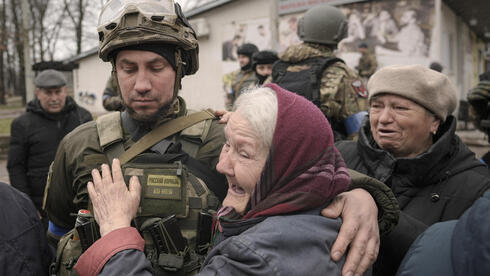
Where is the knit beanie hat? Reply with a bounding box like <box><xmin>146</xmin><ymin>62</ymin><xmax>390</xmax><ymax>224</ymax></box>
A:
<box><xmin>367</xmin><ymin>64</ymin><xmax>457</xmax><ymax>121</ymax></box>
<box><xmin>112</xmin><ymin>43</ymin><xmax>177</xmax><ymax>73</ymax></box>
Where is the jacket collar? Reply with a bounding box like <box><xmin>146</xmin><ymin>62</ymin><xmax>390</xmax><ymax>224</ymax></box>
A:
<box><xmin>357</xmin><ymin>116</ymin><xmax>459</xmax><ymax>186</ymax></box>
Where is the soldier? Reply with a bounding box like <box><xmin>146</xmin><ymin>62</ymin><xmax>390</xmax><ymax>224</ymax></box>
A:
<box><xmin>102</xmin><ymin>75</ymin><xmax>123</xmax><ymax>111</ymax></box>
<box><xmin>251</xmin><ymin>50</ymin><xmax>278</xmax><ymax>86</ymax></box>
<box><xmin>224</xmin><ymin>43</ymin><xmax>259</xmax><ymax>110</ymax></box>
<box><xmin>429</xmin><ymin>61</ymin><xmax>443</xmax><ymax>73</ymax></box>
<box><xmin>356</xmin><ymin>42</ymin><xmax>377</xmax><ymax>81</ymax></box>
<box><xmin>44</xmin><ymin>1</ymin><xmax>393</xmax><ymax>275</ymax></box>
<box><xmin>7</xmin><ymin>69</ymin><xmax>92</xmax><ymax>225</ymax></box>
<box><xmin>44</xmin><ymin>2</ymin><xmax>227</xmax><ymax>274</ymax></box>
<box><xmin>272</xmin><ymin>4</ymin><xmax>368</xmax><ymax>140</ymax></box>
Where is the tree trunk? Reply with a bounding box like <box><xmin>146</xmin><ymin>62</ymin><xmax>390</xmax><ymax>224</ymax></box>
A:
<box><xmin>0</xmin><ymin>0</ymin><xmax>6</xmax><ymax>105</ymax></box>
<box><xmin>10</xmin><ymin>0</ymin><xmax>26</xmax><ymax>104</ymax></box>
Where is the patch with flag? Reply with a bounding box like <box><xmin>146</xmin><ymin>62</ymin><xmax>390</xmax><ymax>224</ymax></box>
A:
<box><xmin>352</xmin><ymin>80</ymin><xmax>368</xmax><ymax>98</ymax></box>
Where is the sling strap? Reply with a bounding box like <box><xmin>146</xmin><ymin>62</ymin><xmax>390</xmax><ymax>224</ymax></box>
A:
<box><xmin>118</xmin><ymin>110</ymin><xmax>215</xmax><ymax>164</ymax></box>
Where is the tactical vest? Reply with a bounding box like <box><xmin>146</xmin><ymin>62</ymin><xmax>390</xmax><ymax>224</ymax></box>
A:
<box><xmin>52</xmin><ymin>112</ymin><xmax>221</xmax><ymax>276</ymax></box>
<box><xmin>271</xmin><ymin>56</ymin><xmax>343</xmax><ymax>107</ymax></box>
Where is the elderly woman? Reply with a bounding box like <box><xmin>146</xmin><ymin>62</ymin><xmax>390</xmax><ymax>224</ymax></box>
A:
<box><xmin>335</xmin><ymin>64</ymin><xmax>490</xmax><ymax>275</ymax></box>
<box><xmin>74</xmin><ymin>84</ymin><xmax>397</xmax><ymax>275</ymax></box>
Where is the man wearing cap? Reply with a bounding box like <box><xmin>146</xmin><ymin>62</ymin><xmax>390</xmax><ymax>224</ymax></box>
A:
<box><xmin>335</xmin><ymin>64</ymin><xmax>490</xmax><ymax>275</ymax></box>
<box><xmin>7</xmin><ymin>69</ymin><xmax>92</xmax><ymax>221</ymax></box>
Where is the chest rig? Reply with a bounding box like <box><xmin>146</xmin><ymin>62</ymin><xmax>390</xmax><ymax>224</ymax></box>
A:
<box><xmin>53</xmin><ymin>111</ymin><xmax>220</xmax><ymax>276</ymax></box>
<box><xmin>272</xmin><ymin>56</ymin><xmax>342</xmax><ymax>107</ymax></box>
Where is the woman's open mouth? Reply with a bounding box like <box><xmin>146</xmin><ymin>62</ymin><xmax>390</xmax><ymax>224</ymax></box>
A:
<box><xmin>230</xmin><ymin>182</ymin><xmax>246</xmax><ymax>195</ymax></box>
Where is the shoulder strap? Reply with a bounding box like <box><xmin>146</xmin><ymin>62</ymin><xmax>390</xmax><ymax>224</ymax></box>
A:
<box><xmin>311</xmin><ymin>56</ymin><xmax>344</xmax><ymax>82</ymax></box>
<box><xmin>271</xmin><ymin>60</ymin><xmax>290</xmax><ymax>84</ymax></box>
<box><xmin>119</xmin><ymin>110</ymin><xmax>215</xmax><ymax>164</ymax></box>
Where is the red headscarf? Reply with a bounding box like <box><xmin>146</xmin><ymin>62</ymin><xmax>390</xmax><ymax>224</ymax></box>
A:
<box><xmin>237</xmin><ymin>83</ymin><xmax>350</xmax><ymax>219</ymax></box>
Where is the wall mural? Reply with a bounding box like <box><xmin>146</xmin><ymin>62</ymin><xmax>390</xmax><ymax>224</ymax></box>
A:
<box><xmin>278</xmin><ymin>0</ymin><xmax>435</xmax><ymax>68</ymax></box>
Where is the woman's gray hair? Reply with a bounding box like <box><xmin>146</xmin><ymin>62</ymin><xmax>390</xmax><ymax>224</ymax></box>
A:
<box><xmin>233</xmin><ymin>87</ymin><xmax>278</xmax><ymax>150</ymax></box>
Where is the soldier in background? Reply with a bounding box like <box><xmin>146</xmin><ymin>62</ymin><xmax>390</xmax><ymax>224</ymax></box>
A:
<box><xmin>251</xmin><ymin>50</ymin><xmax>278</xmax><ymax>86</ymax></box>
<box><xmin>224</xmin><ymin>43</ymin><xmax>258</xmax><ymax>110</ymax></box>
<box><xmin>429</xmin><ymin>61</ymin><xmax>443</xmax><ymax>73</ymax></box>
<box><xmin>467</xmin><ymin>71</ymin><xmax>490</xmax><ymax>164</ymax></box>
<box><xmin>272</xmin><ymin>4</ymin><xmax>368</xmax><ymax>141</ymax></box>
<box><xmin>356</xmin><ymin>42</ymin><xmax>377</xmax><ymax>81</ymax></box>
<box><xmin>102</xmin><ymin>75</ymin><xmax>124</xmax><ymax>111</ymax></box>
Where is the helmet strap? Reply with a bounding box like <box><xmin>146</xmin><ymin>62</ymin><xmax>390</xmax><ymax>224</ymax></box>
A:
<box><xmin>110</xmin><ymin>63</ymin><xmax>124</xmax><ymax>102</ymax></box>
<box><xmin>174</xmin><ymin>48</ymin><xmax>183</xmax><ymax>97</ymax></box>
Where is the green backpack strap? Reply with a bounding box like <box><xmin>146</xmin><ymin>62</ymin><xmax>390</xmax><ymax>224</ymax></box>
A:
<box><xmin>119</xmin><ymin>109</ymin><xmax>215</xmax><ymax>164</ymax></box>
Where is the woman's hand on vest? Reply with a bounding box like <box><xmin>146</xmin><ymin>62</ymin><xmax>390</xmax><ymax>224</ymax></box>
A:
<box><xmin>214</xmin><ymin>110</ymin><xmax>233</xmax><ymax>124</ymax></box>
<box><xmin>87</xmin><ymin>159</ymin><xmax>141</xmax><ymax>237</ymax></box>
<box><xmin>321</xmin><ymin>188</ymin><xmax>379</xmax><ymax>276</ymax></box>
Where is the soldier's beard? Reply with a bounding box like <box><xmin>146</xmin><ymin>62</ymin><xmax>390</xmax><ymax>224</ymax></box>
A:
<box><xmin>124</xmin><ymin>96</ymin><xmax>176</xmax><ymax>124</ymax></box>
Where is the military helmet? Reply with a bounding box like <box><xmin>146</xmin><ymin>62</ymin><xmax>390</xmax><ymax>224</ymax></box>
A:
<box><xmin>297</xmin><ymin>5</ymin><xmax>348</xmax><ymax>46</ymax></box>
<box><xmin>97</xmin><ymin>0</ymin><xmax>198</xmax><ymax>76</ymax></box>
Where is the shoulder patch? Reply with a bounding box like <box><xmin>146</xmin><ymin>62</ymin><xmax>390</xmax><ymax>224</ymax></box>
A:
<box><xmin>351</xmin><ymin>80</ymin><xmax>368</xmax><ymax>98</ymax></box>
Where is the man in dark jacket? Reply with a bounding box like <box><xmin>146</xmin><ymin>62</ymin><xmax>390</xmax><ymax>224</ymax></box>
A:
<box><xmin>0</xmin><ymin>182</ymin><xmax>53</xmax><ymax>275</ymax></box>
<box><xmin>7</xmin><ymin>69</ymin><xmax>92</xmax><ymax>217</ymax></box>
<box><xmin>335</xmin><ymin>64</ymin><xmax>490</xmax><ymax>275</ymax></box>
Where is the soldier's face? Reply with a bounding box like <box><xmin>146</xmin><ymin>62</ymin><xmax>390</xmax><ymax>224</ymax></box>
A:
<box><xmin>35</xmin><ymin>86</ymin><xmax>67</xmax><ymax>113</ymax></box>
<box><xmin>256</xmin><ymin>64</ymin><xmax>273</xmax><ymax>77</ymax></box>
<box><xmin>369</xmin><ymin>94</ymin><xmax>440</xmax><ymax>158</ymax></box>
<box><xmin>217</xmin><ymin>111</ymin><xmax>268</xmax><ymax>215</ymax></box>
<box><xmin>238</xmin><ymin>54</ymin><xmax>250</xmax><ymax>68</ymax></box>
<box><xmin>116</xmin><ymin>50</ymin><xmax>176</xmax><ymax>122</ymax></box>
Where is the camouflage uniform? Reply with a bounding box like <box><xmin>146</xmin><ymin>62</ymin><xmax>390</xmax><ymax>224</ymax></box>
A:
<box><xmin>356</xmin><ymin>51</ymin><xmax>377</xmax><ymax>80</ymax></box>
<box><xmin>102</xmin><ymin>75</ymin><xmax>123</xmax><ymax>111</ymax></box>
<box><xmin>225</xmin><ymin>69</ymin><xmax>257</xmax><ymax>110</ymax></box>
<box><xmin>44</xmin><ymin>97</ymin><xmax>226</xmax><ymax>230</ymax></box>
<box><xmin>276</xmin><ymin>43</ymin><xmax>367</xmax><ymax>139</ymax></box>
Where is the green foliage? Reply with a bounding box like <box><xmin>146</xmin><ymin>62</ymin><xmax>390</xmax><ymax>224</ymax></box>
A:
<box><xmin>0</xmin><ymin>118</ymin><xmax>13</xmax><ymax>135</ymax></box>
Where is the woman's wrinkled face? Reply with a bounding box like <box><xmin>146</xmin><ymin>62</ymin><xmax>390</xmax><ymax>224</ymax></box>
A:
<box><xmin>216</xmin><ymin>111</ymin><xmax>269</xmax><ymax>215</ymax></box>
<box><xmin>369</xmin><ymin>94</ymin><xmax>440</xmax><ymax>158</ymax></box>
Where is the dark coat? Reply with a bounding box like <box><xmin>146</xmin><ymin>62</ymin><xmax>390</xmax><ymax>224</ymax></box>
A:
<box><xmin>336</xmin><ymin>116</ymin><xmax>490</xmax><ymax>276</ymax></box>
<box><xmin>397</xmin><ymin>189</ymin><xmax>490</xmax><ymax>276</ymax></box>
<box><xmin>0</xmin><ymin>182</ymin><xmax>53</xmax><ymax>275</ymax></box>
<box><xmin>7</xmin><ymin>96</ymin><xmax>92</xmax><ymax>211</ymax></box>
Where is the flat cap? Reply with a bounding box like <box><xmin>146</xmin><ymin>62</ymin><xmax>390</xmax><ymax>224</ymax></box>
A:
<box><xmin>35</xmin><ymin>69</ymin><xmax>66</xmax><ymax>88</ymax></box>
<box><xmin>368</xmin><ymin>64</ymin><xmax>457</xmax><ymax>121</ymax></box>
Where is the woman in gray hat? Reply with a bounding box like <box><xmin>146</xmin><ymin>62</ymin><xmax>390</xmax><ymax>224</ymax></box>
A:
<box><xmin>335</xmin><ymin>64</ymin><xmax>490</xmax><ymax>276</ymax></box>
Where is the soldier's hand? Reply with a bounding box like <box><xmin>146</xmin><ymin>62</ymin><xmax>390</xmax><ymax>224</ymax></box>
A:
<box><xmin>87</xmin><ymin>159</ymin><xmax>141</xmax><ymax>237</ymax></box>
<box><xmin>321</xmin><ymin>188</ymin><xmax>379</xmax><ymax>276</ymax></box>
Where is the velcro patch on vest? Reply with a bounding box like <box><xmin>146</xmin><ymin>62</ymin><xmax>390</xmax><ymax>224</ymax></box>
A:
<box><xmin>145</xmin><ymin>174</ymin><xmax>182</xmax><ymax>200</ymax></box>
<box><xmin>352</xmin><ymin>80</ymin><xmax>368</xmax><ymax>98</ymax></box>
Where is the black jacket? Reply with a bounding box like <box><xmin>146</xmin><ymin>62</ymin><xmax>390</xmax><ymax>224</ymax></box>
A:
<box><xmin>7</xmin><ymin>96</ymin><xmax>92</xmax><ymax>211</ymax></box>
<box><xmin>0</xmin><ymin>182</ymin><xmax>53</xmax><ymax>275</ymax></box>
<box><xmin>336</xmin><ymin>116</ymin><xmax>489</xmax><ymax>276</ymax></box>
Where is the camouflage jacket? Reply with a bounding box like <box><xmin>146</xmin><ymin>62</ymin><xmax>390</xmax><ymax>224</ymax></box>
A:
<box><xmin>43</xmin><ymin>97</ymin><xmax>226</xmax><ymax>230</ymax></box>
<box><xmin>279</xmin><ymin>43</ymin><xmax>368</xmax><ymax>134</ymax></box>
<box><xmin>357</xmin><ymin>52</ymin><xmax>377</xmax><ymax>78</ymax></box>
